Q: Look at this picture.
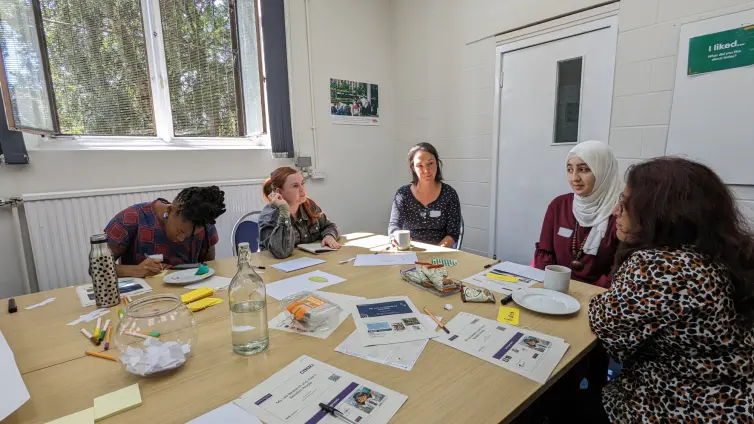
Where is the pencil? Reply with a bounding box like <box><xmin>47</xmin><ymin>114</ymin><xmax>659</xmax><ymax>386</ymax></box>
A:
<box><xmin>85</xmin><ymin>350</ymin><xmax>117</xmax><ymax>362</ymax></box>
<box><xmin>422</xmin><ymin>307</ymin><xmax>450</xmax><ymax>334</ymax></box>
<box><xmin>123</xmin><ymin>296</ymin><xmax>130</xmax><ymax>305</ymax></box>
<box><xmin>483</xmin><ymin>260</ymin><xmax>502</xmax><ymax>269</ymax></box>
<box><xmin>104</xmin><ymin>324</ymin><xmax>113</xmax><ymax>351</ymax></box>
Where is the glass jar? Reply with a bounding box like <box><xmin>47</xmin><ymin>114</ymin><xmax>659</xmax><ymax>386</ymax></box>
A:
<box><xmin>114</xmin><ymin>294</ymin><xmax>197</xmax><ymax>376</ymax></box>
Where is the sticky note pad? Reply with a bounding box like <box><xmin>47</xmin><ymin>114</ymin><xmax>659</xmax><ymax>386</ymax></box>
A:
<box><xmin>486</xmin><ymin>273</ymin><xmax>518</xmax><ymax>283</ymax></box>
<box><xmin>94</xmin><ymin>383</ymin><xmax>142</xmax><ymax>421</ymax></box>
<box><xmin>181</xmin><ymin>287</ymin><xmax>215</xmax><ymax>304</ymax></box>
<box><xmin>497</xmin><ymin>306</ymin><xmax>520</xmax><ymax>326</ymax></box>
<box><xmin>188</xmin><ymin>297</ymin><xmax>223</xmax><ymax>312</ymax></box>
<box><xmin>46</xmin><ymin>408</ymin><xmax>94</xmax><ymax>424</ymax></box>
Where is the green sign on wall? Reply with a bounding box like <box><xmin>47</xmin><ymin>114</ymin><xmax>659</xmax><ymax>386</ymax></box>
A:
<box><xmin>688</xmin><ymin>26</ymin><xmax>754</xmax><ymax>75</ymax></box>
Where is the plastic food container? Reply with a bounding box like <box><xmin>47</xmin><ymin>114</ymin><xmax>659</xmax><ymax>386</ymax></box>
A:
<box><xmin>282</xmin><ymin>292</ymin><xmax>342</xmax><ymax>331</ymax></box>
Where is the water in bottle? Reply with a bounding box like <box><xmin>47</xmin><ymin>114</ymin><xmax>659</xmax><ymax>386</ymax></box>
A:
<box><xmin>229</xmin><ymin>242</ymin><xmax>269</xmax><ymax>355</ymax></box>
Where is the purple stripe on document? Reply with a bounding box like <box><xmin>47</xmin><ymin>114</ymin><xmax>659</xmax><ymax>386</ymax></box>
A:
<box><xmin>304</xmin><ymin>382</ymin><xmax>359</xmax><ymax>424</ymax></box>
<box><xmin>493</xmin><ymin>332</ymin><xmax>523</xmax><ymax>360</ymax></box>
<box><xmin>255</xmin><ymin>393</ymin><xmax>272</xmax><ymax>405</ymax></box>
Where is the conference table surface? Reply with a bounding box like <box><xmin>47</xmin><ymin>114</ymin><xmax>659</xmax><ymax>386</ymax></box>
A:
<box><xmin>0</xmin><ymin>234</ymin><xmax>605</xmax><ymax>424</ymax></box>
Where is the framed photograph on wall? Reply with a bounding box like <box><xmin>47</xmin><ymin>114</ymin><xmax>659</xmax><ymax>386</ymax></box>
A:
<box><xmin>330</xmin><ymin>78</ymin><xmax>379</xmax><ymax>125</ymax></box>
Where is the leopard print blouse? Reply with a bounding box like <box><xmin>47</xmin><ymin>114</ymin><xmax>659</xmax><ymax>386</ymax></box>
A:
<box><xmin>588</xmin><ymin>247</ymin><xmax>754</xmax><ymax>423</ymax></box>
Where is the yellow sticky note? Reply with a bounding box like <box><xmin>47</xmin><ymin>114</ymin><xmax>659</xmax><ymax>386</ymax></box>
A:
<box><xmin>187</xmin><ymin>297</ymin><xmax>224</xmax><ymax>312</ymax></box>
<box><xmin>46</xmin><ymin>408</ymin><xmax>94</xmax><ymax>424</ymax></box>
<box><xmin>497</xmin><ymin>306</ymin><xmax>520</xmax><ymax>326</ymax></box>
<box><xmin>486</xmin><ymin>273</ymin><xmax>518</xmax><ymax>283</ymax></box>
<box><xmin>94</xmin><ymin>383</ymin><xmax>142</xmax><ymax>421</ymax></box>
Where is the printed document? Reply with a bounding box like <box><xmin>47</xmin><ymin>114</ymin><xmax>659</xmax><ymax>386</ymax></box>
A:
<box><xmin>462</xmin><ymin>262</ymin><xmax>539</xmax><ymax>295</ymax></box>
<box><xmin>434</xmin><ymin>312</ymin><xmax>569</xmax><ymax>384</ymax></box>
<box><xmin>335</xmin><ymin>314</ymin><xmax>439</xmax><ymax>371</ymax></box>
<box><xmin>234</xmin><ymin>355</ymin><xmax>407</xmax><ymax>424</ymax></box>
<box><xmin>350</xmin><ymin>296</ymin><xmax>438</xmax><ymax>346</ymax></box>
<box><xmin>269</xmin><ymin>291</ymin><xmax>365</xmax><ymax>339</ymax></box>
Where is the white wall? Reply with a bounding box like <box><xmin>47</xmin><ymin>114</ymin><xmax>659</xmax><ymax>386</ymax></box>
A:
<box><xmin>0</xmin><ymin>0</ymin><xmax>396</xmax><ymax>298</ymax></box>
<box><xmin>609</xmin><ymin>0</ymin><xmax>754</xmax><ymax>223</ymax></box>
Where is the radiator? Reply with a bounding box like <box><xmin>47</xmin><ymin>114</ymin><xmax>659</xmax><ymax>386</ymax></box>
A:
<box><xmin>23</xmin><ymin>179</ymin><xmax>266</xmax><ymax>291</ymax></box>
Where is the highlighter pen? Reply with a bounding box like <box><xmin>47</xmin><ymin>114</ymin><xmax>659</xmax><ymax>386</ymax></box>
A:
<box><xmin>94</xmin><ymin>317</ymin><xmax>102</xmax><ymax>339</ymax></box>
<box><xmin>104</xmin><ymin>324</ymin><xmax>113</xmax><ymax>351</ymax></box>
<box><xmin>80</xmin><ymin>328</ymin><xmax>100</xmax><ymax>346</ymax></box>
<box><xmin>118</xmin><ymin>308</ymin><xmax>124</xmax><ymax>320</ymax></box>
<box><xmin>98</xmin><ymin>319</ymin><xmax>111</xmax><ymax>343</ymax></box>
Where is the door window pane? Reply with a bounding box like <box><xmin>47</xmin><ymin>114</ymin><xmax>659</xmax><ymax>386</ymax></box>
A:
<box><xmin>554</xmin><ymin>57</ymin><xmax>582</xmax><ymax>144</ymax></box>
<box><xmin>39</xmin><ymin>0</ymin><xmax>155</xmax><ymax>135</ymax></box>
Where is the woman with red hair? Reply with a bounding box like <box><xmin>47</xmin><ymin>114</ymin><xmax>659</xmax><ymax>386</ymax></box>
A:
<box><xmin>258</xmin><ymin>166</ymin><xmax>340</xmax><ymax>258</ymax></box>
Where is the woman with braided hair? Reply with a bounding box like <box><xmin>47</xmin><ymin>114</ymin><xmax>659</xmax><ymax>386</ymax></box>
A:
<box><xmin>104</xmin><ymin>186</ymin><xmax>227</xmax><ymax>277</ymax></box>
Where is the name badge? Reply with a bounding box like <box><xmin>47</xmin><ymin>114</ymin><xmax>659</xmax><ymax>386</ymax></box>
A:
<box><xmin>557</xmin><ymin>227</ymin><xmax>574</xmax><ymax>238</ymax></box>
<box><xmin>429</xmin><ymin>210</ymin><xmax>442</xmax><ymax>218</ymax></box>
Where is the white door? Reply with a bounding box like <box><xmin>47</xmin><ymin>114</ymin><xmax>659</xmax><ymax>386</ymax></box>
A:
<box><xmin>492</xmin><ymin>18</ymin><xmax>618</xmax><ymax>263</ymax></box>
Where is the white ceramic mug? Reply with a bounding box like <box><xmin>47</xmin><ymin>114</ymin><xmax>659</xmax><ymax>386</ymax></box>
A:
<box><xmin>544</xmin><ymin>265</ymin><xmax>571</xmax><ymax>293</ymax></box>
<box><xmin>392</xmin><ymin>230</ymin><xmax>411</xmax><ymax>251</ymax></box>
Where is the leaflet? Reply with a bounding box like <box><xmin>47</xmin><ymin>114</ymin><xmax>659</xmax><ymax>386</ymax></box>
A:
<box><xmin>434</xmin><ymin>312</ymin><xmax>569</xmax><ymax>384</ymax></box>
<box><xmin>462</xmin><ymin>263</ymin><xmax>539</xmax><ymax>295</ymax></box>
<box><xmin>350</xmin><ymin>296</ymin><xmax>438</xmax><ymax>347</ymax></box>
<box><xmin>335</xmin><ymin>314</ymin><xmax>439</xmax><ymax>371</ymax></box>
<box><xmin>269</xmin><ymin>291</ymin><xmax>365</xmax><ymax>340</ymax></box>
<box><xmin>234</xmin><ymin>355</ymin><xmax>407</xmax><ymax>424</ymax></box>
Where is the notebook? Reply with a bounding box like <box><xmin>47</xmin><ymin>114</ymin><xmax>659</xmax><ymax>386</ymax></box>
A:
<box><xmin>296</xmin><ymin>242</ymin><xmax>337</xmax><ymax>254</ymax></box>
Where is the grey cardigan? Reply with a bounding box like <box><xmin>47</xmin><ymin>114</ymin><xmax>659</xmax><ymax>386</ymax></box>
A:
<box><xmin>258</xmin><ymin>200</ymin><xmax>339</xmax><ymax>259</ymax></box>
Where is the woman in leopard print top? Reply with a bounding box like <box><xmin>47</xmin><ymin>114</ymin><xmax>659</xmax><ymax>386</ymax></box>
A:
<box><xmin>589</xmin><ymin>157</ymin><xmax>754</xmax><ymax>423</ymax></box>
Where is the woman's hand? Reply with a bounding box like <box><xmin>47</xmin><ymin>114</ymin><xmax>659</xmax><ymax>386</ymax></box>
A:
<box><xmin>438</xmin><ymin>236</ymin><xmax>456</xmax><ymax>248</ymax></box>
<box><xmin>269</xmin><ymin>192</ymin><xmax>288</xmax><ymax>208</ymax></box>
<box><xmin>321</xmin><ymin>235</ymin><xmax>341</xmax><ymax>249</ymax></box>
<box><xmin>134</xmin><ymin>258</ymin><xmax>164</xmax><ymax>277</ymax></box>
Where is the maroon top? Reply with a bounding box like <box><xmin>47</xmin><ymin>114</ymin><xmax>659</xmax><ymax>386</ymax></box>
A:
<box><xmin>534</xmin><ymin>193</ymin><xmax>619</xmax><ymax>288</ymax></box>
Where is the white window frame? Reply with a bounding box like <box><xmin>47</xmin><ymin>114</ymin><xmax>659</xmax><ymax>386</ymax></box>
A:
<box><xmin>34</xmin><ymin>0</ymin><xmax>270</xmax><ymax>150</ymax></box>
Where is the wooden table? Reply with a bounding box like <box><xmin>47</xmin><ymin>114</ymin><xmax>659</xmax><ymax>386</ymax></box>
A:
<box><xmin>0</xmin><ymin>234</ymin><xmax>604</xmax><ymax>424</ymax></box>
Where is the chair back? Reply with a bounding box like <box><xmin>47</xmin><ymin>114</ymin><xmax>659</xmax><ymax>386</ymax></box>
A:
<box><xmin>232</xmin><ymin>211</ymin><xmax>262</xmax><ymax>254</ymax></box>
<box><xmin>455</xmin><ymin>215</ymin><xmax>465</xmax><ymax>250</ymax></box>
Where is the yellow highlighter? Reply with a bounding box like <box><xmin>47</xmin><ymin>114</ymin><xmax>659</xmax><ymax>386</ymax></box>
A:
<box><xmin>486</xmin><ymin>273</ymin><xmax>519</xmax><ymax>283</ymax></box>
<box><xmin>181</xmin><ymin>287</ymin><xmax>215</xmax><ymax>304</ymax></box>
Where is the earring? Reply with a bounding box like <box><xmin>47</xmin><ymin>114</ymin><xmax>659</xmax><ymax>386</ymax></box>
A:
<box><xmin>163</xmin><ymin>212</ymin><xmax>168</xmax><ymax>219</ymax></box>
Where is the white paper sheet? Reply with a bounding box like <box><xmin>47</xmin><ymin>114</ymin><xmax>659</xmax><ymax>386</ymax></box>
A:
<box><xmin>350</xmin><ymin>296</ymin><xmax>438</xmax><ymax>347</ymax></box>
<box><xmin>335</xmin><ymin>315</ymin><xmax>439</xmax><ymax>371</ymax></box>
<box><xmin>269</xmin><ymin>292</ymin><xmax>365</xmax><ymax>339</ymax></box>
<box><xmin>188</xmin><ymin>403</ymin><xmax>262</xmax><ymax>424</ymax></box>
<box><xmin>297</xmin><ymin>243</ymin><xmax>337</xmax><ymax>254</ymax></box>
<box><xmin>495</xmin><ymin>262</ymin><xmax>545</xmax><ymax>282</ymax></box>
<box><xmin>234</xmin><ymin>355</ymin><xmax>407</xmax><ymax>424</ymax></box>
<box><xmin>75</xmin><ymin>278</ymin><xmax>153</xmax><ymax>307</ymax></box>
<box><xmin>270</xmin><ymin>257</ymin><xmax>326</xmax><ymax>273</ymax></box>
<box><xmin>0</xmin><ymin>330</ymin><xmax>30</xmax><ymax>421</ymax></box>
<box><xmin>433</xmin><ymin>312</ymin><xmax>569</xmax><ymax>384</ymax></box>
<box><xmin>184</xmin><ymin>276</ymin><xmax>233</xmax><ymax>291</ymax></box>
<box><xmin>344</xmin><ymin>234</ymin><xmax>390</xmax><ymax>249</ymax></box>
<box><xmin>24</xmin><ymin>297</ymin><xmax>55</xmax><ymax>309</ymax></box>
<box><xmin>353</xmin><ymin>253</ymin><xmax>418</xmax><ymax>267</ymax></box>
<box><xmin>67</xmin><ymin>308</ymin><xmax>111</xmax><ymax>326</ymax></box>
<box><xmin>462</xmin><ymin>265</ymin><xmax>539</xmax><ymax>296</ymax></box>
<box><xmin>265</xmin><ymin>271</ymin><xmax>346</xmax><ymax>301</ymax></box>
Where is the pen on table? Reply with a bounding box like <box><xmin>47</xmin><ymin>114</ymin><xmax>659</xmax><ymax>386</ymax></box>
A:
<box><xmin>374</xmin><ymin>245</ymin><xmax>391</xmax><ymax>254</ymax></box>
<box><xmin>319</xmin><ymin>403</ymin><xmax>359</xmax><ymax>424</ymax></box>
<box><xmin>483</xmin><ymin>259</ymin><xmax>502</xmax><ymax>269</ymax></box>
<box><xmin>104</xmin><ymin>324</ymin><xmax>113</xmax><ymax>351</ymax></box>
<box><xmin>339</xmin><ymin>257</ymin><xmax>356</xmax><ymax>264</ymax></box>
<box><xmin>80</xmin><ymin>328</ymin><xmax>100</xmax><ymax>346</ymax></box>
<box><xmin>422</xmin><ymin>307</ymin><xmax>450</xmax><ymax>334</ymax></box>
<box><xmin>254</xmin><ymin>265</ymin><xmax>266</xmax><ymax>270</ymax></box>
<box><xmin>501</xmin><ymin>294</ymin><xmax>514</xmax><ymax>305</ymax></box>
<box><xmin>98</xmin><ymin>319</ymin><xmax>111</xmax><ymax>343</ymax></box>
<box><xmin>86</xmin><ymin>350</ymin><xmax>117</xmax><ymax>362</ymax></box>
<box><xmin>94</xmin><ymin>317</ymin><xmax>102</xmax><ymax>339</ymax></box>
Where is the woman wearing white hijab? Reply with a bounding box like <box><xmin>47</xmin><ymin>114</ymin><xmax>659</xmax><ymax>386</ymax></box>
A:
<box><xmin>534</xmin><ymin>140</ymin><xmax>622</xmax><ymax>288</ymax></box>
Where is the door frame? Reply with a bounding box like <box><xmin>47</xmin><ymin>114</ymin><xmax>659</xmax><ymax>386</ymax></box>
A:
<box><xmin>488</xmin><ymin>15</ymin><xmax>619</xmax><ymax>258</ymax></box>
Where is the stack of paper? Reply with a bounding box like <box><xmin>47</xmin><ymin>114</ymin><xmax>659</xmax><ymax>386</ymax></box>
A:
<box><xmin>335</xmin><ymin>314</ymin><xmax>440</xmax><ymax>371</ymax></box>
<box><xmin>269</xmin><ymin>291</ymin><xmax>365</xmax><ymax>339</ymax></box>
<box><xmin>234</xmin><ymin>355</ymin><xmax>407</xmax><ymax>424</ymax></box>
<box><xmin>434</xmin><ymin>312</ymin><xmax>569</xmax><ymax>384</ymax></box>
<box><xmin>462</xmin><ymin>261</ymin><xmax>541</xmax><ymax>296</ymax></box>
<box><xmin>265</xmin><ymin>271</ymin><xmax>346</xmax><ymax>301</ymax></box>
<box><xmin>0</xmin><ymin>330</ymin><xmax>30</xmax><ymax>421</ymax></box>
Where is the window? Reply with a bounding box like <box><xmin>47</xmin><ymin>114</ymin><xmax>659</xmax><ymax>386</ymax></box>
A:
<box><xmin>0</xmin><ymin>0</ymin><xmax>266</xmax><ymax>140</ymax></box>
<box><xmin>553</xmin><ymin>57</ymin><xmax>582</xmax><ymax>144</ymax></box>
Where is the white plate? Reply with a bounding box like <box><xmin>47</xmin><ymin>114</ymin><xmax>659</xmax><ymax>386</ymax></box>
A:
<box><xmin>511</xmin><ymin>288</ymin><xmax>581</xmax><ymax>315</ymax></box>
<box><xmin>163</xmin><ymin>268</ymin><xmax>216</xmax><ymax>285</ymax></box>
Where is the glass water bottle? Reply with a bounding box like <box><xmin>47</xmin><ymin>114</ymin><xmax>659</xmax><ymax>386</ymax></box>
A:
<box><xmin>228</xmin><ymin>242</ymin><xmax>269</xmax><ymax>355</ymax></box>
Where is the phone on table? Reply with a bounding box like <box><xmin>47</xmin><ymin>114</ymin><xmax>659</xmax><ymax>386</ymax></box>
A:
<box><xmin>171</xmin><ymin>263</ymin><xmax>205</xmax><ymax>270</ymax></box>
